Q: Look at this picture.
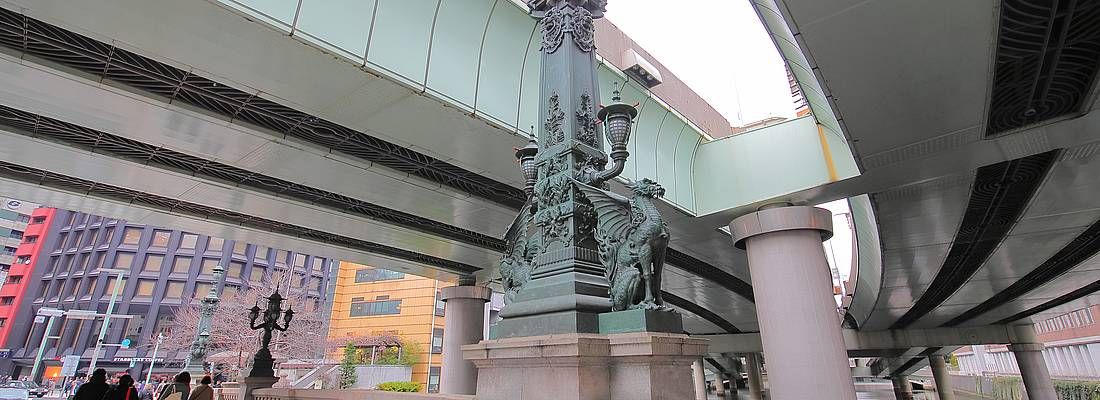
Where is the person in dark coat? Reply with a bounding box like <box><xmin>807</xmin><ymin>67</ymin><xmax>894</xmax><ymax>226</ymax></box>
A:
<box><xmin>156</xmin><ymin>372</ymin><xmax>190</xmax><ymax>400</ymax></box>
<box><xmin>72</xmin><ymin>369</ymin><xmax>109</xmax><ymax>400</ymax></box>
<box><xmin>103</xmin><ymin>375</ymin><xmax>139</xmax><ymax>400</ymax></box>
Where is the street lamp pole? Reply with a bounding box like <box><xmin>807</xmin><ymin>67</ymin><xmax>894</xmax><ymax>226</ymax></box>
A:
<box><xmin>145</xmin><ymin>332</ymin><xmax>164</xmax><ymax>386</ymax></box>
<box><xmin>89</xmin><ymin>268</ymin><xmax>127</xmax><ymax>372</ymax></box>
<box><xmin>30</xmin><ymin>307</ymin><xmax>64</xmax><ymax>383</ymax></box>
<box><xmin>184</xmin><ymin>266</ymin><xmax>223</xmax><ymax>377</ymax></box>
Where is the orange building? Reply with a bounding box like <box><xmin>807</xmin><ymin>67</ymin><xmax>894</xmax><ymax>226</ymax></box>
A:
<box><xmin>327</xmin><ymin>261</ymin><xmax>451</xmax><ymax>392</ymax></box>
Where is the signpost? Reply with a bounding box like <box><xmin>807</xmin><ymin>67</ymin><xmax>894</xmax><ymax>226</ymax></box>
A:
<box><xmin>30</xmin><ymin>308</ymin><xmax>64</xmax><ymax>383</ymax></box>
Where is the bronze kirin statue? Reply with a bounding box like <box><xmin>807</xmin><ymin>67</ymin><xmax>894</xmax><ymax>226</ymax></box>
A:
<box><xmin>500</xmin><ymin>88</ymin><xmax>672</xmax><ymax>312</ymax></box>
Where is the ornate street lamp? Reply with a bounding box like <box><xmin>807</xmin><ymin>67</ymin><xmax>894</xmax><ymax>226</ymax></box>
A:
<box><xmin>515</xmin><ymin>139</ymin><xmax>540</xmax><ymax>197</ymax></box>
<box><xmin>592</xmin><ymin>89</ymin><xmax>639</xmax><ymax>184</ymax></box>
<box><xmin>247</xmin><ymin>290</ymin><xmax>294</xmax><ymax>377</ymax></box>
<box><xmin>184</xmin><ymin>265</ymin><xmax>223</xmax><ymax>377</ymax></box>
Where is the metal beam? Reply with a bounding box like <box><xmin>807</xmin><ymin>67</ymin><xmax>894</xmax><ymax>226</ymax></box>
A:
<box><xmin>702</xmin><ymin>325</ymin><xmax>1035</xmax><ymax>355</ymax></box>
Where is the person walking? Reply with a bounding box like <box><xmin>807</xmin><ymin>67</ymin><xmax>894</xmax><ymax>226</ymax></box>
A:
<box><xmin>156</xmin><ymin>373</ymin><xmax>190</xmax><ymax>400</ymax></box>
<box><xmin>103</xmin><ymin>375</ymin><xmax>139</xmax><ymax>400</ymax></box>
<box><xmin>186</xmin><ymin>377</ymin><xmax>213</xmax><ymax>400</ymax></box>
<box><xmin>72</xmin><ymin>369</ymin><xmax>109</xmax><ymax>400</ymax></box>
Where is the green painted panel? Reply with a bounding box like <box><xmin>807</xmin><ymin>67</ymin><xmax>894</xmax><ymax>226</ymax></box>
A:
<box><xmin>426</xmin><ymin>0</ymin><xmax>495</xmax><ymax>108</ymax></box>
<box><xmin>295</xmin><ymin>0</ymin><xmax>376</xmax><ymax>60</ymax></box>
<box><xmin>628</xmin><ymin>104</ymin><xmax>666</xmax><ymax>184</ymax></box>
<box><xmin>0</xmin><ymin>228</ymin><xmax>10</xmax><ymax>239</ymax></box>
<box><xmin>222</xmin><ymin>0</ymin><xmax>298</xmax><ymax>30</ymax></box>
<box><xmin>694</xmin><ymin>117</ymin><xmax>832</xmax><ymax>215</ymax></box>
<box><xmin>847</xmin><ymin>194</ymin><xmax>883</xmax><ymax>327</ymax></box>
<box><xmin>673</xmin><ymin>129</ymin><xmax>700</xmax><ymax>211</ymax></box>
<box><xmin>823</xmin><ymin>126</ymin><xmax>860</xmax><ymax>179</ymax></box>
<box><xmin>476</xmin><ymin>2</ymin><xmax>533</xmax><ymax>127</ymax></box>
<box><xmin>366</xmin><ymin>0</ymin><xmax>440</xmax><ymax>85</ymax></box>
<box><xmin>655</xmin><ymin>118</ymin><xmax>686</xmax><ymax>200</ymax></box>
<box><xmin>596</xmin><ymin>64</ymin><xmax>626</xmax><ymax>105</ymax></box>
<box><xmin>516</xmin><ymin>24</ymin><xmax>541</xmax><ymax>136</ymax></box>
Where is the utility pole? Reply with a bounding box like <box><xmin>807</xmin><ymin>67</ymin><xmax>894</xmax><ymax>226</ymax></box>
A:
<box><xmin>30</xmin><ymin>307</ymin><xmax>64</xmax><ymax>382</ymax></box>
<box><xmin>89</xmin><ymin>268</ymin><xmax>127</xmax><ymax>372</ymax></box>
<box><xmin>145</xmin><ymin>332</ymin><xmax>164</xmax><ymax>386</ymax></box>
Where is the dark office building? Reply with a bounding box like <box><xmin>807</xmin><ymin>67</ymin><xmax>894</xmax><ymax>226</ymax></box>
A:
<box><xmin>1</xmin><ymin>209</ymin><xmax>336</xmax><ymax>379</ymax></box>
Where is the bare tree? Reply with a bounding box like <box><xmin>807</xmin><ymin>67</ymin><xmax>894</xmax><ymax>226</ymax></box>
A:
<box><xmin>144</xmin><ymin>284</ymin><xmax>327</xmax><ymax>377</ymax></box>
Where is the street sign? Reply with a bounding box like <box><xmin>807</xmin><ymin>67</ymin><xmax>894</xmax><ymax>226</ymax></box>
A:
<box><xmin>64</xmin><ymin>310</ymin><xmax>98</xmax><ymax>320</ymax></box>
<box><xmin>60</xmin><ymin>355</ymin><xmax>80</xmax><ymax>377</ymax></box>
<box><xmin>32</xmin><ymin>316</ymin><xmax>44</xmax><ymax>324</ymax></box>
<box><xmin>120</xmin><ymin>338</ymin><xmax>131</xmax><ymax>348</ymax></box>
<box><xmin>36</xmin><ymin>308</ymin><xmax>64</xmax><ymax>318</ymax></box>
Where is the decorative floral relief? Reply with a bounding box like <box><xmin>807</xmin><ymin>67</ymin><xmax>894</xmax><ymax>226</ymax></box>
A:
<box><xmin>544</xmin><ymin>93</ymin><xmax>566</xmax><ymax>145</ymax></box>
<box><xmin>576</xmin><ymin>92</ymin><xmax>597</xmax><ymax>147</ymax></box>
<box><xmin>540</xmin><ymin>4</ymin><xmax>595</xmax><ymax>54</ymax></box>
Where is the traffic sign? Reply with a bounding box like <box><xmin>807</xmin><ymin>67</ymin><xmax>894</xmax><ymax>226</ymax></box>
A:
<box><xmin>60</xmin><ymin>355</ymin><xmax>80</xmax><ymax>376</ymax></box>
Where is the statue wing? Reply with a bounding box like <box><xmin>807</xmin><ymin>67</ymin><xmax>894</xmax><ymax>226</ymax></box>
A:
<box><xmin>572</xmin><ymin>180</ymin><xmax>632</xmax><ymax>243</ymax></box>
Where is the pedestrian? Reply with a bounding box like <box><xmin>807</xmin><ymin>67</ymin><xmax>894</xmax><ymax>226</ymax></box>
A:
<box><xmin>186</xmin><ymin>377</ymin><xmax>212</xmax><ymax>400</ymax></box>
<box><xmin>72</xmin><ymin>369</ymin><xmax>109</xmax><ymax>400</ymax></box>
<box><xmin>155</xmin><ymin>372</ymin><xmax>190</xmax><ymax>400</ymax></box>
<box><xmin>103</xmin><ymin>375</ymin><xmax>139</xmax><ymax>400</ymax></box>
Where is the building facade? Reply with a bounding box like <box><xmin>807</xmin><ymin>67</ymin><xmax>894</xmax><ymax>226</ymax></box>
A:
<box><xmin>0</xmin><ymin>198</ymin><xmax>43</xmax><ymax>291</ymax></box>
<box><xmin>327</xmin><ymin>261</ymin><xmax>449</xmax><ymax>392</ymax></box>
<box><xmin>0</xmin><ymin>207</ymin><xmax>56</xmax><ymax>348</ymax></box>
<box><xmin>1</xmin><ymin>208</ymin><xmax>337</xmax><ymax>379</ymax></box>
<box><xmin>955</xmin><ymin>305</ymin><xmax>1100</xmax><ymax>379</ymax></box>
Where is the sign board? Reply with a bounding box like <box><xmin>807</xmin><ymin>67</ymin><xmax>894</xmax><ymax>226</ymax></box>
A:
<box><xmin>112</xmin><ymin>357</ymin><xmax>165</xmax><ymax>363</ymax></box>
<box><xmin>120</xmin><ymin>338</ymin><xmax>131</xmax><ymax>349</ymax></box>
<box><xmin>64</xmin><ymin>310</ymin><xmax>97</xmax><ymax>320</ymax></box>
<box><xmin>36</xmin><ymin>308</ymin><xmax>64</xmax><ymax>318</ymax></box>
<box><xmin>32</xmin><ymin>316</ymin><xmax>44</xmax><ymax>324</ymax></box>
<box><xmin>60</xmin><ymin>355</ymin><xmax>80</xmax><ymax>377</ymax></box>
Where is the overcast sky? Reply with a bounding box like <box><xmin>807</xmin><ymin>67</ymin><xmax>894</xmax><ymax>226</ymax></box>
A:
<box><xmin>606</xmin><ymin>0</ymin><xmax>796</xmax><ymax>126</ymax></box>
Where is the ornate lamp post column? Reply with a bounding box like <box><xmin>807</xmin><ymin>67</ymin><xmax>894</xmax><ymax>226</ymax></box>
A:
<box><xmin>184</xmin><ymin>265</ymin><xmax>223</xmax><ymax>378</ymax></box>
<box><xmin>247</xmin><ymin>290</ymin><xmax>294</xmax><ymax>378</ymax></box>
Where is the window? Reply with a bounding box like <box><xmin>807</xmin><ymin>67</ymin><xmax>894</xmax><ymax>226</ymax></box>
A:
<box><xmin>72</xmin><ymin>254</ymin><xmax>89</xmax><ymax>274</ymax></box>
<box><xmin>253</xmin><ymin>246</ymin><xmax>269</xmax><ymax>263</ymax></box>
<box><xmin>354</xmin><ymin>268</ymin><xmax>404</xmax><ymax>283</ymax></box>
<box><xmin>21</xmin><ymin>236</ymin><xmax>36</xmax><ymax>244</ymax></box>
<box><xmin>82</xmin><ymin>278</ymin><xmax>97</xmax><ymax>299</ymax></box>
<box><xmin>0</xmin><ymin>318</ymin><xmax>7</xmax><ymax>327</ymax></box>
<box><xmin>312</xmin><ymin>277</ymin><xmax>323</xmax><ymax>292</ymax></box>
<box><xmin>427</xmin><ymin>367</ymin><xmax>441</xmax><ymax>393</ymax></box>
<box><xmin>312</xmin><ymin>257</ymin><xmax>324</xmax><ymax>272</ymax></box>
<box><xmin>62</xmin><ymin>280</ymin><xmax>78</xmax><ymax>300</ymax></box>
<box><xmin>91</xmin><ymin>252</ymin><xmax>105</xmax><ymax>271</ymax></box>
<box><xmin>275</xmin><ymin>250</ymin><xmax>288</xmax><ymax>267</ymax></box>
<box><xmin>135</xmin><ymin>279</ymin><xmax>156</xmax><ymax>297</ymax></box>
<box><xmin>172</xmin><ymin>257</ymin><xmax>192</xmax><ymax>274</ymax></box>
<box><xmin>226</xmin><ymin>261</ymin><xmax>244</xmax><ymax>279</ymax></box>
<box><xmin>121</xmin><ymin>227</ymin><xmax>142</xmax><ymax>246</ymax></box>
<box><xmin>232</xmin><ymin>242</ymin><xmax>248</xmax><ymax>257</ymax></box>
<box><xmin>150</xmin><ymin>231</ymin><xmax>171</xmax><ymax>248</ymax></box>
<box><xmin>431</xmin><ymin>328</ymin><xmax>444</xmax><ymax>354</ymax></box>
<box><xmin>14</xmin><ymin>255</ymin><xmax>30</xmax><ymax>264</ymax></box>
<box><xmin>113</xmin><ymin>252</ymin><xmax>135</xmax><ymax>269</ymax></box>
<box><xmin>144</xmin><ymin>255</ymin><xmax>163</xmax><ymax>273</ymax></box>
<box><xmin>65</xmin><ymin>213</ymin><xmax>77</xmax><ymax>227</ymax></box>
<box><xmin>248</xmin><ymin>267</ymin><xmax>264</xmax><ymax>283</ymax></box>
<box><xmin>30</xmin><ymin>216</ymin><xmax>45</xmax><ymax>224</ymax></box>
<box><xmin>435</xmin><ymin>290</ymin><xmax>445</xmax><ymax>317</ymax></box>
<box><xmin>294</xmin><ymin>254</ymin><xmax>307</xmax><ymax>269</ymax></box>
<box><xmin>207</xmin><ymin>237</ymin><xmax>224</xmax><ymax>253</ymax></box>
<box><xmin>7</xmin><ymin>230</ymin><xmax>22</xmax><ymax>240</ymax></box>
<box><xmin>98</xmin><ymin>227</ymin><xmax>115</xmax><ymax>247</ymax></box>
<box><xmin>200</xmin><ymin>259</ymin><xmax>220</xmax><ymax>276</ymax></box>
<box><xmin>179</xmin><ymin>233</ymin><xmax>198</xmax><ymax>250</ymax></box>
<box><xmin>122</xmin><ymin>315</ymin><xmax>145</xmax><ymax>341</ymax></box>
<box><xmin>193</xmin><ymin>282</ymin><xmax>213</xmax><ymax>298</ymax></box>
<box><xmin>16</xmin><ymin>215</ymin><xmax>29</xmax><ymax>224</ymax></box>
<box><xmin>349</xmin><ymin>300</ymin><xmax>401</xmax><ymax>317</ymax></box>
<box><xmin>72</xmin><ymin>213</ymin><xmax>86</xmax><ymax>226</ymax></box>
<box><xmin>66</xmin><ymin>230</ymin><xmax>83</xmax><ymax>250</ymax></box>
<box><xmin>5</xmin><ymin>276</ymin><xmax>20</xmax><ymax>285</ymax></box>
<box><xmin>102</xmin><ymin>277</ymin><xmax>120</xmax><ymax>298</ymax></box>
<box><xmin>53</xmin><ymin>233</ymin><xmax>67</xmax><ymax>251</ymax></box>
<box><xmin>164</xmin><ymin>281</ymin><xmax>185</xmax><ymax>299</ymax></box>
<box><xmin>3</xmin><ymin>247</ymin><xmax>17</xmax><ymax>256</ymax></box>
<box><xmin>0</xmin><ymin>297</ymin><xmax>12</xmax><ymax>306</ymax></box>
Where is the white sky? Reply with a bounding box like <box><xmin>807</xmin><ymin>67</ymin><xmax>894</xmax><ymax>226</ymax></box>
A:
<box><xmin>606</xmin><ymin>0</ymin><xmax>796</xmax><ymax>126</ymax></box>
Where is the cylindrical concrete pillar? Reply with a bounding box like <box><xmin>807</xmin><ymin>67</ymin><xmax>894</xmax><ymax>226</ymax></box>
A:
<box><xmin>891</xmin><ymin>375</ymin><xmax>914</xmax><ymax>400</ymax></box>
<box><xmin>714</xmin><ymin>375</ymin><xmax>725</xmax><ymax>397</ymax></box>
<box><xmin>745</xmin><ymin>353</ymin><xmax>764</xmax><ymax>400</ymax></box>
<box><xmin>692</xmin><ymin>359</ymin><xmax>707</xmax><ymax>400</ymax></box>
<box><xmin>1012</xmin><ymin>343</ymin><xmax>1056</xmax><ymax>400</ymax></box>
<box><xmin>439</xmin><ymin>285</ymin><xmax>492</xmax><ymax>395</ymax></box>
<box><xmin>731</xmin><ymin>205</ymin><xmax>856</xmax><ymax>400</ymax></box>
<box><xmin>928</xmin><ymin>355</ymin><xmax>956</xmax><ymax>400</ymax></box>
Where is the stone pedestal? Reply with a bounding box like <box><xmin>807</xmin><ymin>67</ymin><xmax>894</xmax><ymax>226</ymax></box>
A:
<box><xmin>465</xmin><ymin>332</ymin><xmax>706</xmax><ymax>400</ymax></box>
<box><xmin>439</xmin><ymin>285</ymin><xmax>492</xmax><ymax>395</ymax></box>
<box><xmin>237</xmin><ymin>376</ymin><xmax>279</xmax><ymax>400</ymax></box>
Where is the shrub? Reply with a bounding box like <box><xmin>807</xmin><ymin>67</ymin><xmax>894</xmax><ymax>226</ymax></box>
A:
<box><xmin>377</xmin><ymin>381</ymin><xmax>421</xmax><ymax>392</ymax></box>
<box><xmin>339</xmin><ymin>343</ymin><xmax>358</xmax><ymax>389</ymax></box>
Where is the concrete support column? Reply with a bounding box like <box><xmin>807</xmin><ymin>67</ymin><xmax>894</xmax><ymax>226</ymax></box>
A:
<box><xmin>745</xmin><ymin>353</ymin><xmax>764</xmax><ymax>400</ymax></box>
<box><xmin>731</xmin><ymin>205</ymin><xmax>856</xmax><ymax>400</ymax></box>
<box><xmin>928</xmin><ymin>355</ymin><xmax>956</xmax><ymax>400</ymax></box>
<box><xmin>714</xmin><ymin>375</ymin><xmax>725</xmax><ymax>397</ymax></box>
<box><xmin>1009</xmin><ymin>324</ymin><xmax>1056</xmax><ymax>400</ymax></box>
<box><xmin>439</xmin><ymin>285</ymin><xmax>492</xmax><ymax>395</ymax></box>
<box><xmin>891</xmin><ymin>375</ymin><xmax>914</xmax><ymax>400</ymax></box>
<box><xmin>692</xmin><ymin>359</ymin><xmax>707</xmax><ymax>400</ymax></box>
